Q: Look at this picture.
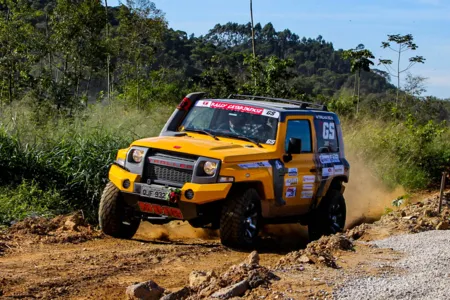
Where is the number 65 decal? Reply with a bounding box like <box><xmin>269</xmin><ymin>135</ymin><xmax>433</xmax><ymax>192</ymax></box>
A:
<box><xmin>323</xmin><ymin>122</ymin><xmax>335</xmax><ymax>139</ymax></box>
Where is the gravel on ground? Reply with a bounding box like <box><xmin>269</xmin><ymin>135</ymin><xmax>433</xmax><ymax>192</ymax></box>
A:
<box><xmin>334</xmin><ymin>230</ymin><xmax>450</xmax><ymax>300</ymax></box>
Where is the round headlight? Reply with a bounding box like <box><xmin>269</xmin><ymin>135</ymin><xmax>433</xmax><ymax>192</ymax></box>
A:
<box><xmin>131</xmin><ymin>149</ymin><xmax>144</xmax><ymax>163</ymax></box>
<box><xmin>203</xmin><ymin>161</ymin><xmax>217</xmax><ymax>175</ymax></box>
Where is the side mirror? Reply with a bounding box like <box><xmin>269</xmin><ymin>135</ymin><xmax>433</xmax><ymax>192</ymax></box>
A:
<box><xmin>288</xmin><ymin>137</ymin><xmax>302</xmax><ymax>154</ymax></box>
<box><xmin>284</xmin><ymin>137</ymin><xmax>302</xmax><ymax>163</ymax></box>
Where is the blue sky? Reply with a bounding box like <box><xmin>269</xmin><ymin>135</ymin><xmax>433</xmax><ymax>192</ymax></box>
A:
<box><xmin>108</xmin><ymin>0</ymin><xmax>450</xmax><ymax>99</ymax></box>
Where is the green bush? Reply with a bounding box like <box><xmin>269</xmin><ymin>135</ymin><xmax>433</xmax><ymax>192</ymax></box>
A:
<box><xmin>0</xmin><ymin>180</ymin><xmax>67</xmax><ymax>225</ymax></box>
<box><xmin>344</xmin><ymin>116</ymin><xmax>450</xmax><ymax>190</ymax></box>
<box><xmin>0</xmin><ymin>101</ymin><xmax>173</xmax><ymax>224</ymax></box>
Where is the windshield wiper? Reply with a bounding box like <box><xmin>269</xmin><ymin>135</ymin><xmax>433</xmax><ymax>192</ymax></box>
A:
<box><xmin>183</xmin><ymin>128</ymin><xmax>219</xmax><ymax>140</ymax></box>
<box><xmin>218</xmin><ymin>133</ymin><xmax>262</xmax><ymax>148</ymax></box>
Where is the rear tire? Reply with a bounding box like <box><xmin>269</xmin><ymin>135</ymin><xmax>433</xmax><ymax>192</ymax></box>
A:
<box><xmin>220</xmin><ymin>188</ymin><xmax>261</xmax><ymax>248</ymax></box>
<box><xmin>99</xmin><ymin>182</ymin><xmax>140</xmax><ymax>239</ymax></box>
<box><xmin>308</xmin><ymin>189</ymin><xmax>346</xmax><ymax>241</ymax></box>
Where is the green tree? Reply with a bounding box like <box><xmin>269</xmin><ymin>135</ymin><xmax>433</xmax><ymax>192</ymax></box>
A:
<box><xmin>0</xmin><ymin>0</ymin><xmax>39</xmax><ymax>105</ymax></box>
<box><xmin>341</xmin><ymin>44</ymin><xmax>374</xmax><ymax>115</ymax></box>
<box><xmin>115</xmin><ymin>0</ymin><xmax>166</xmax><ymax>108</ymax></box>
<box><xmin>379</xmin><ymin>34</ymin><xmax>425</xmax><ymax>106</ymax></box>
<box><xmin>241</xmin><ymin>55</ymin><xmax>295</xmax><ymax>97</ymax></box>
<box><xmin>199</xmin><ymin>68</ymin><xmax>237</xmax><ymax>98</ymax></box>
<box><xmin>404</xmin><ymin>72</ymin><xmax>427</xmax><ymax>98</ymax></box>
<box><xmin>50</xmin><ymin>0</ymin><xmax>106</xmax><ymax>108</ymax></box>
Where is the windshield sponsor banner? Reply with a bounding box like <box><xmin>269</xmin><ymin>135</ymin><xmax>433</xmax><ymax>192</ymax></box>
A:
<box><xmin>195</xmin><ymin>100</ymin><xmax>279</xmax><ymax>118</ymax></box>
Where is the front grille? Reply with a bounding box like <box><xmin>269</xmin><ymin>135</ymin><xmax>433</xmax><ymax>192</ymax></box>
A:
<box><xmin>148</xmin><ymin>164</ymin><xmax>193</xmax><ymax>185</ymax></box>
<box><xmin>144</xmin><ymin>151</ymin><xmax>197</xmax><ymax>187</ymax></box>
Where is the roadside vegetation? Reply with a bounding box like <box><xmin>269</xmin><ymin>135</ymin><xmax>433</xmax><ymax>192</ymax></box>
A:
<box><xmin>0</xmin><ymin>0</ymin><xmax>449</xmax><ymax>225</ymax></box>
<box><xmin>0</xmin><ymin>102</ymin><xmax>173</xmax><ymax>224</ymax></box>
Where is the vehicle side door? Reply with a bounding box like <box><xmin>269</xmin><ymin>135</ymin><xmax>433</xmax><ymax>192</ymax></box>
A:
<box><xmin>271</xmin><ymin>116</ymin><xmax>317</xmax><ymax>216</ymax></box>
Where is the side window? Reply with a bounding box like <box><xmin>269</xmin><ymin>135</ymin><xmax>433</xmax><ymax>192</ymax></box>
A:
<box><xmin>285</xmin><ymin>120</ymin><xmax>312</xmax><ymax>153</ymax></box>
<box><xmin>314</xmin><ymin>119</ymin><xmax>339</xmax><ymax>153</ymax></box>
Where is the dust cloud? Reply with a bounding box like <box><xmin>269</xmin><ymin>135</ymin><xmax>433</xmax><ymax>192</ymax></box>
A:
<box><xmin>134</xmin><ymin>153</ymin><xmax>405</xmax><ymax>242</ymax></box>
<box><xmin>344</xmin><ymin>152</ymin><xmax>405</xmax><ymax>228</ymax></box>
<box><xmin>134</xmin><ymin>221</ymin><xmax>219</xmax><ymax>241</ymax></box>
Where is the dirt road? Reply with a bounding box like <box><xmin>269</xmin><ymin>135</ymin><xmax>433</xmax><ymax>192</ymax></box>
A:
<box><xmin>1</xmin><ymin>188</ymin><xmax>448</xmax><ymax>299</ymax></box>
<box><xmin>0</xmin><ymin>220</ymin><xmax>402</xmax><ymax>300</ymax></box>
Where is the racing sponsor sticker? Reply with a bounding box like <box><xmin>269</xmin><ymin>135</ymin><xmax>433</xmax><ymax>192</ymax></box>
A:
<box><xmin>195</xmin><ymin>101</ymin><xmax>279</xmax><ymax>118</ymax></box>
<box><xmin>285</xmin><ymin>178</ymin><xmax>298</xmax><ymax>186</ymax></box>
<box><xmin>285</xmin><ymin>187</ymin><xmax>296</xmax><ymax>198</ymax></box>
<box><xmin>322</xmin><ymin>167</ymin><xmax>335</xmax><ymax>177</ymax></box>
<box><xmin>334</xmin><ymin>165</ymin><xmax>345</xmax><ymax>175</ymax></box>
<box><xmin>287</xmin><ymin>168</ymin><xmax>298</xmax><ymax>176</ymax></box>
<box><xmin>316</xmin><ymin>115</ymin><xmax>334</xmax><ymax>120</ymax></box>
<box><xmin>238</xmin><ymin>161</ymin><xmax>271</xmax><ymax>169</ymax></box>
<box><xmin>303</xmin><ymin>175</ymin><xmax>315</xmax><ymax>183</ymax></box>
<box><xmin>262</xmin><ymin>109</ymin><xmax>280</xmax><ymax>118</ymax></box>
<box><xmin>301</xmin><ymin>191</ymin><xmax>314</xmax><ymax>198</ymax></box>
<box><xmin>319</xmin><ymin>154</ymin><xmax>331</xmax><ymax>164</ymax></box>
<box><xmin>302</xmin><ymin>184</ymin><xmax>314</xmax><ymax>190</ymax></box>
<box><xmin>275</xmin><ymin>160</ymin><xmax>283</xmax><ymax>170</ymax></box>
<box><xmin>331</xmin><ymin>153</ymin><xmax>340</xmax><ymax>163</ymax></box>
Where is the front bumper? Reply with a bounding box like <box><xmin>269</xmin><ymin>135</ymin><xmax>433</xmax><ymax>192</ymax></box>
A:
<box><xmin>108</xmin><ymin>164</ymin><xmax>232</xmax><ymax>219</ymax></box>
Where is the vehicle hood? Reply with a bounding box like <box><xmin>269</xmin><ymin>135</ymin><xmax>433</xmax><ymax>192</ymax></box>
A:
<box><xmin>131</xmin><ymin>136</ymin><xmax>278</xmax><ymax>163</ymax></box>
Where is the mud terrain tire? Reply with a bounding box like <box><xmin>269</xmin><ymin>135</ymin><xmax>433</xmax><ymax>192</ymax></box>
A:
<box><xmin>308</xmin><ymin>189</ymin><xmax>346</xmax><ymax>241</ymax></box>
<box><xmin>99</xmin><ymin>182</ymin><xmax>140</xmax><ymax>239</ymax></box>
<box><xmin>220</xmin><ymin>188</ymin><xmax>261</xmax><ymax>248</ymax></box>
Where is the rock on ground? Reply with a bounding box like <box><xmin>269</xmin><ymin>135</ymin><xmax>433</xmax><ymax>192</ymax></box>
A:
<box><xmin>245</xmin><ymin>251</ymin><xmax>260</xmax><ymax>265</ymax></box>
<box><xmin>189</xmin><ymin>270</ymin><xmax>216</xmax><ymax>289</ymax></box>
<box><xmin>126</xmin><ymin>280</ymin><xmax>165</xmax><ymax>300</ymax></box>
<box><xmin>211</xmin><ymin>280</ymin><xmax>249</xmax><ymax>299</ymax></box>
<box><xmin>276</xmin><ymin>234</ymin><xmax>353</xmax><ymax>269</ymax></box>
<box><xmin>160</xmin><ymin>287</ymin><xmax>191</xmax><ymax>300</ymax></box>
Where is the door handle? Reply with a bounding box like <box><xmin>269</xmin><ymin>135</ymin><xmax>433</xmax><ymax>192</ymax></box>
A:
<box><xmin>310</xmin><ymin>168</ymin><xmax>317</xmax><ymax>173</ymax></box>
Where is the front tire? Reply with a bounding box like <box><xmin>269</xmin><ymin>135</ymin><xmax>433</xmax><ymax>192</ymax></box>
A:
<box><xmin>220</xmin><ymin>188</ymin><xmax>261</xmax><ymax>248</ymax></box>
<box><xmin>308</xmin><ymin>189</ymin><xmax>346</xmax><ymax>241</ymax></box>
<box><xmin>99</xmin><ymin>182</ymin><xmax>140</xmax><ymax>239</ymax></box>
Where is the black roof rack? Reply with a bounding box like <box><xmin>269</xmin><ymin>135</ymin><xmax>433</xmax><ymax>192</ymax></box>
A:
<box><xmin>227</xmin><ymin>94</ymin><xmax>327</xmax><ymax>111</ymax></box>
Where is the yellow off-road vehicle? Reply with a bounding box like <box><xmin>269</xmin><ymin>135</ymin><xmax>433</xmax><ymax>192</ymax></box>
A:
<box><xmin>99</xmin><ymin>93</ymin><xmax>349</xmax><ymax>248</ymax></box>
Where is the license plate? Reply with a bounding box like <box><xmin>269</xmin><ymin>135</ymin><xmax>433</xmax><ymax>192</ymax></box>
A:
<box><xmin>140</xmin><ymin>185</ymin><xmax>168</xmax><ymax>200</ymax></box>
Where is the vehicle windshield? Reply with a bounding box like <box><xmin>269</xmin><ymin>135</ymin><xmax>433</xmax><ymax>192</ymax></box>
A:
<box><xmin>179</xmin><ymin>100</ymin><xmax>279</xmax><ymax>145</ymax></box>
